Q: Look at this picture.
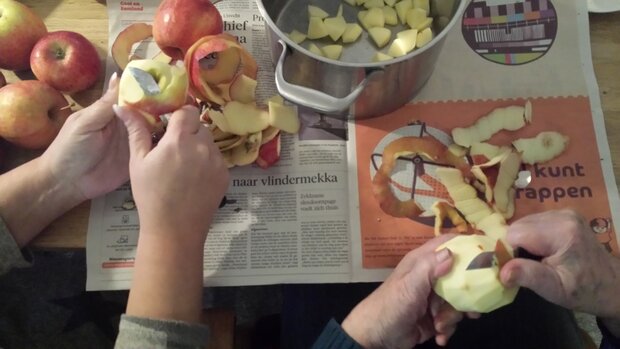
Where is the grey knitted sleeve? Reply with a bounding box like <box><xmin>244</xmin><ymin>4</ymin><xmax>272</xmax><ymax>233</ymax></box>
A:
<box><xmin>0</xmin><ymin>217</ymin><xmax>32</xmax><ymax>275</ymax></box>
<box><xmin>114</xmin><ymin>314</ymin><xmax>210</xmax><ymax>349</ymax></box>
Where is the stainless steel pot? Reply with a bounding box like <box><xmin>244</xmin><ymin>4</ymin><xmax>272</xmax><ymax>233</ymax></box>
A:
<box><xmin>256</xmin><ymin>0</ymin><xmax>467</xmax><ymax>119</ymax></box>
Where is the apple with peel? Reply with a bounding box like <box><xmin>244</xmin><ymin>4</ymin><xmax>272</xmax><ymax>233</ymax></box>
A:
<box><xmin>111</xmin><ymin>23</ymin><xmax>153</xmax><ymax>71</ymax></box>
<box><xmin>0</xmin><ymin>0</ymin><xmax>47</xmax><ymax>71</ymax></box>
<box><xmin>118</xmin><ymin>59</ymin><xmax>189</xmax><ymax>128</ymax></box>
<box><xmin>0</xmin><ymin>71</ymin><xmax>5</xmax><ymax>88</ymax></box>
<box><xmin>0</xmin><ymin>80</ymin><xmax>71</xmax><ymax>149</ymax></box>
<box><xmin>153</xmin><ymin>0</ymin><xmax>224</xmax><ymax>61</ymax></box>
<box><xmin>30</xmin><ymin>31</ymin><xmax>102</xmax><ymax>94</ymax></box>
<box><xmin>256</xmin><ymin>133</ymin><xmax>281</xmax><ymax>169</ymax></box>
<box><xmin>434</xmin><ymin>235</ymin><xmax>518</xmax><ymax>313</ymax></box>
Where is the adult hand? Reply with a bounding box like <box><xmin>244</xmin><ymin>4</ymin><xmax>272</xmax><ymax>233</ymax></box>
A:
<box><xmin>500</xmin><ymin>210</ymin><xmax>620</xmax><ymax>335</ymax></box>
<box><xmin>116</xmin><ymin>104</ymin><xmax>229</xmax><ymax>324</ymax></box>
<box><xmin>115</xmin><ymin>104</ymin><xmax>229</xmax><ymax>242</ymax></box>
<box><xmin>342</xmin><ymin>234</ymin><xmax>464</xmax><ymax>348</ymax></box>
<box><xmin>41</xmin><ymin>73</ymin><xmax>129</xmax><ymax>201</ymax></box>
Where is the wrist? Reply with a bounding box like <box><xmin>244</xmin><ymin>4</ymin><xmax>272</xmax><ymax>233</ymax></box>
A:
<box><xmin>341</xmin><ymin>301</ymin><xmax>378</xmax><ymax>349</ymax></box>
<box><xmin>127</xmin><ymin>230</ymin><xmax>206</xmax><ymax>323</ymax></box>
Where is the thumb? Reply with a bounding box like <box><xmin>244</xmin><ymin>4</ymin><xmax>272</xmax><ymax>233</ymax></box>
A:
<box><xmin>113</xmin><ymin>105</ymin><xmax>152</xmax><ymax>160</ymax></box>
<box><xmin>77</xmin><ymin>72</ymin><xmax>120</xmax><ymax>131</ymax></box>
<box><xmin>500</xmin><ymin>259</ymin><xmax>562</xmax><ymax>300</ymax></box>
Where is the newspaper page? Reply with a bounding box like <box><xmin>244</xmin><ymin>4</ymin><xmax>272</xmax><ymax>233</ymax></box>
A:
<box><xmin>347</xmin><ymin>0</ymin><xmax>620</xmax><ymax>281</ymax></box>
<box><xmin>86</xmin><ymin>0</ymin><xmax>353</xmax><ymax>290</ymax></box>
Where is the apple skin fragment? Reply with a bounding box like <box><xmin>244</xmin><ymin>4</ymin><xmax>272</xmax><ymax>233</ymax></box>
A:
<box><xmin>512</xmin><ymin>131</ymin><xmax>569</xmax><ymax>165</ymax></box>
<box><xmin>452</xmin><ymin>100</ymin><xmax>533</xmax><ymax>147</ymax></box>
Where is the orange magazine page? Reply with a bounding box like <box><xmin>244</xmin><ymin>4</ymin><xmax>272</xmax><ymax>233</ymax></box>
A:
<box><xmin>354</xmin><ymin>97</ymin><xmax>618</xmax><ymax>269</ymax></box>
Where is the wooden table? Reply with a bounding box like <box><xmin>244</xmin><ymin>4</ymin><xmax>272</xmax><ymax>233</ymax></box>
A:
<box><xmin>2</xmin><ymin>1</ymin><xmax>620</xmax><ymax>249</ymax></box>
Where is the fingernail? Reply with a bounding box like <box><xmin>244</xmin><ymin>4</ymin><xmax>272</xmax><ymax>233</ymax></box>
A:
<box><xmin>435</xmin><ymin>248</ymin><xmax>451</xmax><ymax>263</ymax></box>
<box><xmin>108</xmin><ymin>72</ymin><xmax>118</xmax><ymax>89</ymax></box>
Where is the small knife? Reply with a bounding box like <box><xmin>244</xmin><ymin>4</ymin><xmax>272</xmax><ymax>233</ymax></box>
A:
<box><xmin>466</xmin><ymin>251</ymin><xmax>496</xmax><ymax>270</ymax></box>
<box><xmin>128</xmin><ymin>67</ymin><xmax>161</xmax><ymax>95</ymax></box>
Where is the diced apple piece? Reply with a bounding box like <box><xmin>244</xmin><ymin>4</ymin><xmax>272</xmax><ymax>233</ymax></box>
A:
<box><xmin>343</xmin><ymin>0</ymin><xmax>356</xmax><ymax>5</ymax></box>
<box><xmin>307</xmin><ymin>17</ymin><xmax>329</xmax><ymax>39</ymax></box>
<box><xmin>288</xmin><ymin>30</ymin><xmax>307</xmax><ymax>44</ymax></box>
<box><xmin>324</xmin><ymin>16</ymin><xmax>347</xmax><ymax>41</ymax></box>
<box><xmin>365</xmin><ymin>7</ymin><xmax>385</xmax><ymax>28</ymax></box>
<box><xmin>222</xmin><ymin>101</ymin><xmax>270</xmax><ymax>135</ymax></box>
<box><xmin>416</xmin><ymin>27</ymin><xmax>433</xmax><ymax>48</ymax></box>
<box><xmin>256</xmin><ymin>134</ymin><xmax>281</xmax><ymax>169</ymax></box>
<box><xmin>394</xmin><ymin>0</ymin><xmax>412</xmax><ymax>24</ymax></box>
<box><xmin>229</xmin><ymin>74</ymin><xmax>257</xmax><ymax>104</ymax></box>
<box><xmin>342</xmin><ymin>23</ymin><xmax>363</xmax><ymax>43</ymax></box>
<box><xmin>384</xmin><ymin>0</ymin><xmax>397</xmax><ymax>6</ymax></box>
<box><xmin>383</xmin><ymin>6</ymin><xmax>398</xmax><ymax>25</ymax></box>
<box><xmin>268</xmin><ymin>101</ymin><xmax>300</xmax><ymax>133</ymax></box>
<box><xmin>337</xmin><ymin>4</ymin><xmax>344</xmax><ymax>17</ymax></box>
<box><xmin>413</xmin><ymin>0</ymin><xmax>430</xmax><ymax>15</ymax></box>
<box><xmin>307</xmin><ymin>43</ymin><xmax>324</xmax><ymax>56</ymax></box>
<box><xmin>322</xmin><ymin>45</ymin><xmax>343</xmax><ymax>60</ymax></box>
<box><xmin>358</xmin><ymin>10</ymin><xmax>370</xmax><ymax>29</ymax></box>
<box><xmin>111</xmin><ymin>23</ymin><xmax>153</xmax><ymax>70</ymax></box>
<box><xmin>308</xmin><ymin>5</ymin><xmax>329</xmax><ymax>19</ymax></box>
<box><xmin>368</xmin><ymin>27</ymin><xmax>392</xmax><ymax>48</ymax></box>
<box><xmin>406</xmin><ymin>8</ymin><xmax>429</xmax><ymax>30</ymax></box>
<box><xmin>388</xmin><ymin>28</ymin><xmax>417</xmax><ymax>56</ymax></box>
<box><xmin>231</xmin><ymin>131</ymin><xmax>262</xmax><ymax>166</ymax></box>
<box><xmin>388</xmin><ymin>38</ymin><xmax>408</xmax><ymax>57</ymax></box>
<box><xmin>365</xmin><ymin>0</ymin><xmax>385</xmax><ymax>8</ymax></box>
<box><xmin>373</xmin><ymin>51</ymin><xmax>394</xmax><ymax>62</ymax></box>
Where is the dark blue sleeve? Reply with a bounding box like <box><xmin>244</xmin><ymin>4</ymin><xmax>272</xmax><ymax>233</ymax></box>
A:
<box><xmin>310</xmin><ymin>318</ymin><xmax>363</xmax><ymax>349</ymax></box>
<box><xmin>598</xmin><ymin>318</ymin><xmax>620</xmax><ymax>349</ymax></box>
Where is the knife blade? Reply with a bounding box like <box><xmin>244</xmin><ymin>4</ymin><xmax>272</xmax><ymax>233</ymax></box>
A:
<box><xmin>466</xmin><ymin>251</ymin><xmax>496</xmax><ymax>270</ymax></box>
<box><xmin>128</xmin><ymin>67</ymin><xmax>161</xmax><ymax>95</ymax></box>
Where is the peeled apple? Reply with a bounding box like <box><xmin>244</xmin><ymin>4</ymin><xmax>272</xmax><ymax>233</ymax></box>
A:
<box><xmin>434</xmin><ymin>235</ymin><xmax>519</xmax><ymax>313</ymax></box>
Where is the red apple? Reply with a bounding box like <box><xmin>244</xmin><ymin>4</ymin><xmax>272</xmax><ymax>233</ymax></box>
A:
<box><xmin>0</xmin><ymin>0</ymin><xmax>47</xmax><ymax>71</ymax></box>
<box><xmin>0</xmin><ymin>71</ymin><xmax>6</xmax><ymax>88</ymax></box>
<box><xmin>256</xmin><ymin>133</ymin><xmax>281</xmax><ymax>169</ymax></box>
<box><xmin>30</xmin><ymin>31</ymin><xmax>102</xmax><ymax>94</ymax></box>
<box><xmin>0</xmin><ymin>80</ymin><xmax>71</xmax><ymax>149</ymax></box>
<box><xmin>153</xmin><ymin>0</ymin><xmax>224</xmax><ymax>60</ymax></box>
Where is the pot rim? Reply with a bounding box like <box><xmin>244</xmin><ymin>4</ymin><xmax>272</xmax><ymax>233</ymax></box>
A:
<box><xmin>255</xmin><ymin>0</ymin><xmax>469</xmax><ymax>68</ymax></box>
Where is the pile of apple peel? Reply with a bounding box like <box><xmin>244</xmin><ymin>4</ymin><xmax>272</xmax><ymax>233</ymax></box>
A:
<box><xmin>111</xmin><ymin>24</ymin><xmax>301</xmax><ymax>169</ymax></box>
<box><xmin>371</xmin><ymin>101</ymin><xmax>570</xmax><ymax>312</ymax></box>
<box><xmin>291</xmin><ymin>0</ymin><xmax>439</xmax><ymax>62</ymax></box>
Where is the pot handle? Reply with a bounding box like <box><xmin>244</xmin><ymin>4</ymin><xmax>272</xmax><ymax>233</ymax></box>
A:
<box><xmin>275</xmin><ymin>40</ymin><xmax>375</xmax><ymax>114</ymax></box>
